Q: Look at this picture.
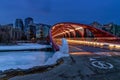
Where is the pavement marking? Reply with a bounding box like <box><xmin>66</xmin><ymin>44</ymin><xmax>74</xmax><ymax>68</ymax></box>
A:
<box><xmin>89</xmin><ymin>57</ymin><xmax>101</xmax><ymax>61</ymax></box>
<box><xmin>91</xmin><ymin>61</ymin><xmax>113</xmax><ymax>69</ymax></box>
<box><xmin>89</xmin><ymin>57</ymin><xmax>114</xmax><ymax>70</ymax></box>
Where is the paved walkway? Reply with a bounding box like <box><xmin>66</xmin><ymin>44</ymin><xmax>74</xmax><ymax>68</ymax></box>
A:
<box><xmin>9</xmin><ymin>53</ymin><xmax>120</xmax><ymax>80</ymax></box>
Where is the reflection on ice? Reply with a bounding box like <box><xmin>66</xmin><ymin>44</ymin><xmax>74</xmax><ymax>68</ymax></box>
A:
<box><xmin>0</xmin><ymin>51</ymin><xmax>53</xmax><ymax>71</ymax></box>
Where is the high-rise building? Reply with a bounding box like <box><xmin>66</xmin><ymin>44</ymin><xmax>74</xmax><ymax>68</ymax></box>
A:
<box><xmin>102</xmin><ymin>23</ymin><xmax>120</xmax><ymax>37</ymax></box>
<box><xmin>24</xmin><ymin>17</ymin><xmax>33</xmax><ymax>32</ymax></box>
<box><xmin>90</xmin><ymin>21</ymin><xmax>102</xmax><ymax>29</ymax></box>
<box><xmin>24</xmin><ymin>17</ymin><xmax>34</xmax><ymax>40</ymax></box>
<box><xmin>35</xmin><ymin>23</ymin><xmax>51</xmax><ymax>39</ymax></box>
<box><xmin>29</xmin><ymin>24</ymin><xmax>36</xmax><ymax>39</ymax></box>
<box><xmin>0</xmin><ymin>24</ymin><xmax>23</xmax><ymax>42</ymax></box>
<box><xmin>116</xmin><ymin>25</ymin><xmax>120</xmax><ymax>37</ymax></box>
<box><xmin>15</xmin><ymin>19</ymin><xmax>24</xmax><ymax>31</ymax></box>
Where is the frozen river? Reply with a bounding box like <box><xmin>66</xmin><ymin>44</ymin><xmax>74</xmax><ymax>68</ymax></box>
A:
<box><xmin>0</xmin><ymin>51</ymin><xmax>54</xmax><ymax>71</ymax></box>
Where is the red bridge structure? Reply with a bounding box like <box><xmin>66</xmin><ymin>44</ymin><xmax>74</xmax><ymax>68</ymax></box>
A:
<box><xmin>48</xmin><ymin>22</ymin><xmax>119</xmax><ymax>51</ymax></box>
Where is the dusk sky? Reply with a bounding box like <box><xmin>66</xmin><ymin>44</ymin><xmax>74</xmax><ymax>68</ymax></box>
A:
<box><xmin>0</xmin><ymin>0</ymin><xmax>120</xmax><ymax>25</ymax></box>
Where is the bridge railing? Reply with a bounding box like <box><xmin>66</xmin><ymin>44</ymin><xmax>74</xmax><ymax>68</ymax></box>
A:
<box><xmin>66</xmin><ymin>39</ymin><xmax>120</xmax><ymax>51</ymax></box>
<box><xmin>61</xmin><ymin>37</ymin><xmax>120</xmax><ymax>43</ymax></box>
<box><xmin>53</xmin><ymin>38</ymin><xmax>120</xmax><ymax>51</ymax></box>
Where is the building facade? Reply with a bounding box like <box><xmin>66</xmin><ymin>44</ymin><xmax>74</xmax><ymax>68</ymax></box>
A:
<box><xmin>24</xmin><ymin>17</ymin><xmax>34</xmax><ymax>40</ymax></box>
<box><xmin>29</xmin><ymin>24</ymin><xmax>36</xmax><ymax>39</ymax></box>
<box><xmin>15</xmin><ymin>19</ymin><xmax>24</xmax><ymax>31</ymax></box>
<box><xmin>102</xmin><ymin>23</ymin><xmax>120</xmax><ymax>37</ymax></box>
<box><xmin>90</xmin><ymin>21</ymin><xmax>102</xmax><ymax>29</ymax></box>
<box><xmin>12</xmin><ymin>27</ymin><xmax>23</xmax><ymax>40</ymax></box>
<box><xmin>35</xmin><ymin>23</ymin><xmax>51</xmax><ymax>39</ymax></box>
<box><xmin>0</xmin><ymin>24</ymin><xmax>23</xmax><ymax>43</ymax></box>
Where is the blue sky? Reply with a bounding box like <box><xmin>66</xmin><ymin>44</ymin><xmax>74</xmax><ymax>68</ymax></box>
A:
<box><xmin>0</xmin><ymin>0</ymin><xmax>120</xmax><ymax>25</ymax></box>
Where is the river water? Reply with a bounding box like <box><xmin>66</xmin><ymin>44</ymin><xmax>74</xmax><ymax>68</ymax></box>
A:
<box><xmin>0</xmin><ymin>51</ymin><xmax>54</xmax><ymax>71</ymax></box>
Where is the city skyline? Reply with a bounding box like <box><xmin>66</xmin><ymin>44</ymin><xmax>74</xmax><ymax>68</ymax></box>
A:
<box><xmin>0</xmin><ymin>0</ymin><xmax>120</xmax><ymax>25</ymax></box>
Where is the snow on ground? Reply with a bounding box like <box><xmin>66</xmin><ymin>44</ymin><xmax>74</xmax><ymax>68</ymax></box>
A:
<box><xmin>0</xmin><ymin>43</ymin><xmax>51</xmax><ymax>51</ymax></box>
<box><xmin>45</xmin><ymin>38</ymin><xmax>69</xmax><ymax>65</ymax></box>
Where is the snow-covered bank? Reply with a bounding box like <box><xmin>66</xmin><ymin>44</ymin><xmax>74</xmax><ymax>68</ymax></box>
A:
<box><xmin>45</xmin><ymin>38</ymin><xmax>70</xmax><ymax>65</ymax></box>
<box><xmin>0</xmin><ymin>43</ymin><xmax>51</xmax><ymax>51</ymax></box>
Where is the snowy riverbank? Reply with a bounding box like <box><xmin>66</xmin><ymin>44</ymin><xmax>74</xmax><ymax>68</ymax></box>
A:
<box><xmin>0</xmin><ymin>38</ymin><xmax>70</xmax><ymax>71</ymax></box>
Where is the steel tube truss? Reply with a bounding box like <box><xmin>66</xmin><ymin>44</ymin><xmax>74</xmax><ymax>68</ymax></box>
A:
<box><xmin>48</xmin><ymin>22</ymin><xmax>118</xmax><ymax>51</ymax></box>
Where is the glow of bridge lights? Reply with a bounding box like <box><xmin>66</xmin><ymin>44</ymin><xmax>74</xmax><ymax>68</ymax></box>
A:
<box><xmin>72</xmin><ymin>25</ymin><xmax>82</xmax><ymax>28</ymax></box>
<box><xmin>109</xmin><ymin>44</ymin><xmax>115</xmax><ymax>50</ymax></box>
<box><xmin>115</xmin><ymin>45</ymin><xmax>120</xmax><ymax>50</ymax></box>
<box><xmin>108</xmin><ymin>44</ymin><xmax>120</xmax><ymax>50</ymax></box>
<box><xmin>53</xmin><ymin>31</ymin><xmax>68</xmax><ymax>38</ymax></box>
<box><xmin>66</xmin><ymin>39</ymin><xmax>120</xmax><ymax>51</ymax></box>
<box><xmin>69</xmin><ymin>29</ymin><xmax>74</xmax><ymax>32</ymax></box>
<box><xmin>96</xmin><ymin>43</ymin><xmax>100</xmax><ymax>47</ymax></box>
<box><xmin>75</xmin><ymin>27</ymin><xmax>83</xmax><ymax>30</ymax></box>
<box><xmin>52</xmin><ymin>27</ymin><xmax>55</xmax><ymax>30</ymax></box>
<box><xmin>99</xmin><ymin>43</ymin><xmax>104</xmax><ymax>48</ymax></box>
<box><xmin>93</xmin><ymin>42</ymin><xmax>98</xmax><ymax>47</ymax></box>
<box><xmin>70</xmin><ymin>52</ymin><xmax>92</xmax><ymax>55</ymax></box>
<box><xmin>65</xmin><ymin>31</ymin><xmax>69</xmax><ymax>33</ymax></box>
